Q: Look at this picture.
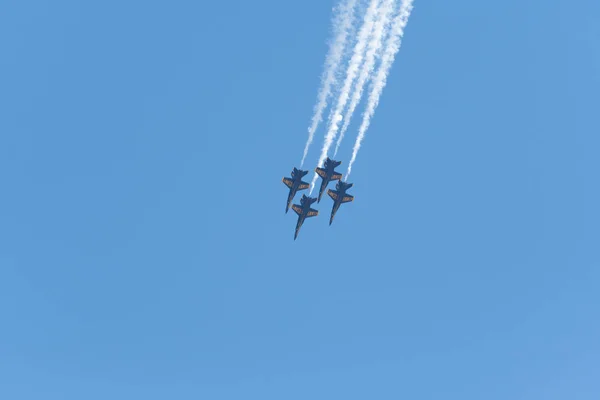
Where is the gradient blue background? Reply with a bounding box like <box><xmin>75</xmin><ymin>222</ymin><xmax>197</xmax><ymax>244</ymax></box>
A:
<box><xmin>1</xmin><ymin>0</ymin><xmax>599</xmax><ymax>398</ymax></box>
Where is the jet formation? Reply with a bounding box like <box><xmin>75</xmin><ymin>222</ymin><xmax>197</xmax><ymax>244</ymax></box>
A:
<box><xmin>282</xmin><ymin>157</ymin><xmax>354</xmax><ymax>240</ymax></box>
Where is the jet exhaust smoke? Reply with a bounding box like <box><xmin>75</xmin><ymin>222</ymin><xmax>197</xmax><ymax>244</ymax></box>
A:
<box><xmin>310</xmin><ymin>0</ymin><xmax>382</xmax><ymax>193</ymax></box>
<box><xmin>300</xmin><ymin>0</ymin><xmax>359</xmax><ymax>167</ymax></box>
<box><xmin>333</xmin><ymin>0</ymin><xmax>396</xmax><ymax>158</ymax></box>
<box><xmin>346</xmin><ymin>0</ymin><xmax>414</xmax><ymax>179</ymax></box>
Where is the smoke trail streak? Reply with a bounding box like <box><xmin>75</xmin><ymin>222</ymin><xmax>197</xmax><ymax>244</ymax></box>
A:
<box><xmin>346</xmin><ymin>0</ymin><xmax>414</xmax><ymax>179</ymax></box>
<box><xmin>333</xmin><ymin>0</ymin><xmax>395</xmax><ymax>158</ymax></box>
<box><xmin>310</xmin><ymin>0</ymin><xmax>382</xmax><ymax>192</ymax></box>
<box><xmin>300</xmin><ymin>0</ymin><xmax>359</xmax><ymax>167</ymax></box>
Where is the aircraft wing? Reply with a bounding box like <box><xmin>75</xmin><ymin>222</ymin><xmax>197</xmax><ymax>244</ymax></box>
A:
<box><xmin>291</xmin><ymin>205</ymin><xmax>303</xmax><ymax>216</ymax></box>
<box><xmin>298</xmin><ymin>182</ymin><xmax>310</xmax><ymax>190</ymax></box>
<box><xmin>341</xmin><ymin>195</ymin><xmax>354</xmax><ymax>203</ymax></box>
<box><xmin>327</xmin><ymin>189</ymin><xmax>339</xmax><ymax>200</ymax></box>
<box><xmin>307</xmin><ymin>208</ymin><xmax>319</xmax><ymax>217</ymax></box>
<box><xmin>332</xmin><ymin>173</ymin><xmax>343</xmax><ymax>181</ymax></box>
<box><xmin>282</xmin><ymin>177</ymin><xmax>294</xmax><ymax>188</ymax></box>
<box><xmin>315</xmin><ymin>168</ymin><xmax>327</xmax><ymax>179</ymax></box>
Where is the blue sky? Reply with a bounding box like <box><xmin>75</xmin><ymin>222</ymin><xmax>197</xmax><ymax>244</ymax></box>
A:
<box><xmin>1</xmin><ymin>0</ymin><xmax>599</xmax><ymax>398</ymax></box>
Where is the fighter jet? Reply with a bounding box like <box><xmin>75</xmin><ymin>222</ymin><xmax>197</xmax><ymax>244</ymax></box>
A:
<box><xmin>282</xmin><ymin>167</ymin><xmax>310</xmax><ymax>213</ymax></box>
<box><xmin>291</xmin><ymin>194</ymin><xmax>319</xmax><ymax>240</ymax></box>
<box><xmin>327</xmin><ymin>181</ymin><xmax>354</xmax><ymax>225</ymax></box>
<box><xmin>315</xmin><ymin>157</ymin><xmax>343</xmax><ymax>203</ymax></box>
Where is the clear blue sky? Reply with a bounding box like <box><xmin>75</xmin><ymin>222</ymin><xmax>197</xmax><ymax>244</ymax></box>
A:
<box><xmin>1</xmin><ymin>0</ymin><xmax>599</xmax><ymax>398</ymax></box>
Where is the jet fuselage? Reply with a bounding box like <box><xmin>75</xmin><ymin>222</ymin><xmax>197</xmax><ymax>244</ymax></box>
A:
<box><xmin>327</xmin><ymin>181</ymin><xmax>354</xmax><ymax>225</ymax></box>
<box><xmin>315</xmin><ymin>157</ymin><xmax>343</xmax><ymax>203</ymax></box>
<box><xmin>292</xmin><ymin>195</ymin><xmax>319</xmax><ymax>240</ymax></box>
<box><xmin>282</xmin><ymin>168</ymin><xmax>310</xmax><ymax>213</ymax></box>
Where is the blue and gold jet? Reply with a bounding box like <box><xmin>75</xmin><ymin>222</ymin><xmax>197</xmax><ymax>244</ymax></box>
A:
<box><xmin>282</xmin><ymin>167</ymin><xmax>310</xmax><ymax>213</ymax></box>
<box><xmin>327</xmin><ymin>181</ymin><xmax>354</xmax><ymax>225</ymax></box>
<box><xmin>291</xmin><ymin>194</ymin><xmax>319</xmax><ymax>240</ymax></box>
<box><xmin>315</xmin><ymin>157</ymin><xmax>343</xmax><ymax>203</ymax></box>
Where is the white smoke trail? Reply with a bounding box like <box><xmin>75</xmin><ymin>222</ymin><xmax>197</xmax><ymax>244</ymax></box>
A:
<box><xmin>333</xmin><ymin>0</ymin><xmax>396</xmax><ymax>158</ymax></box>
<box><xmin>346</xmin><ymin>0</ymin><xmax>414</xmax><ymax>179</ymax></box>
<box><xmin>310</xmin><ymin>0</ymin><xmax>382</xmax><ymax>193</ymax></box>
<box><xmin>300</xmin><ymin>0</ymin><xmax>359</xmax><ymax>167</ymax></box>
